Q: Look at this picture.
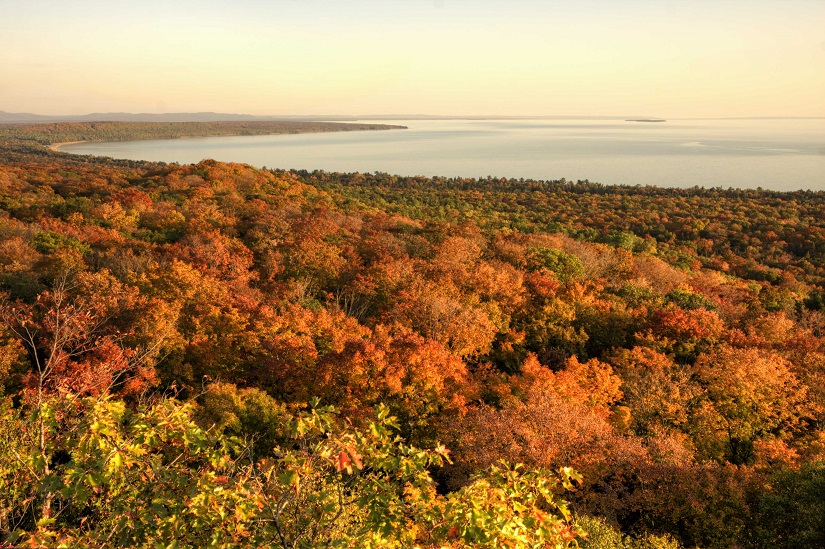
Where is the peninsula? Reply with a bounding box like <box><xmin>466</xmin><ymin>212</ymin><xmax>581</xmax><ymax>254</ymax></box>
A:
<box><xmin>0</xmin><ymin>120</ymin><xmax>406</xmax><ymax>157</ymax></box>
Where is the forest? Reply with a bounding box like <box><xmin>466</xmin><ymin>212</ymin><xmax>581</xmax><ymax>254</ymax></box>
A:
<box><xmin>0</xmin><ymin>124</ymin><xmax>824</xmax><ymax>548</ymax></box>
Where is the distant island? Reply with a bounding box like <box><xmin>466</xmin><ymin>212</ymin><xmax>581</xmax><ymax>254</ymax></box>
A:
<box><xmin>626</xmin><ymin>119</ymin><xmax>666</xmax><ymax>122</ymax></box>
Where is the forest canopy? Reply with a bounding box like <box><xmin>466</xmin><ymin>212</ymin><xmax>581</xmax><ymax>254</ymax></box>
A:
<box><xmin>1</xmin><ymin>124</ymin><xmax>824</xmax><ymax>547</ymax></box>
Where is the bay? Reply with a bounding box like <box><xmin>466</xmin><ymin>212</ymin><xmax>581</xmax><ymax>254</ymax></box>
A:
<box><xmin>60</xmin><ymin>118</ymin><xmax>825</xmax><ymax>191</ymax></box>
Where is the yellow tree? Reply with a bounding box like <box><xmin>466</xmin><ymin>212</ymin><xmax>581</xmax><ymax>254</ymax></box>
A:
<box><xmin>693</xmin><ymin>346</ymin><xmax>813</xmax><ymax>464</ymax></box>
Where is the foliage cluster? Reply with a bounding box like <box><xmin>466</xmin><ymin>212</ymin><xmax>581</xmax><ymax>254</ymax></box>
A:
<box><xmin>0</xmin><ymin>393</ymin><xmax>583</xmax><ymax>548</ymax></box>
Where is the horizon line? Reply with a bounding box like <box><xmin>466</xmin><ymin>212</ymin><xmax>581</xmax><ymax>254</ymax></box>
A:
<box><xmin>3</xmin><ymin>109</ymin><xmax>825</xmax><ymax>121</ymax></box>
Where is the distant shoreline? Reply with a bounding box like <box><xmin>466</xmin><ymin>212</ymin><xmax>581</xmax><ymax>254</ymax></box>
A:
<box><xmin>25</xmin><ymin>119</ymin><xmax>821</xmax><ymax>193</ymax></box>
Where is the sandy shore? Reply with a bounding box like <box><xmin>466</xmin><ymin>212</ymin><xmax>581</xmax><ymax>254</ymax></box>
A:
<box><xmin>48</xmin><ymin>140</ymin><xmax>88</xmax><ymax>152</ymax></box>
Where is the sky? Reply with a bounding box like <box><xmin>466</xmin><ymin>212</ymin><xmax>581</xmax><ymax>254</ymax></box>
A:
<box><xmin>1</xmin><ymin>0</ymin><xmax>823</xmax><ymax>118</ymax></box>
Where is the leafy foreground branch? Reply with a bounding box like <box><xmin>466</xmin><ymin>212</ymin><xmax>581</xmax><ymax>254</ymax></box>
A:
<box><xmin>1</xmin><ymin>394</ymin><xmax>584</xmax><ymax>548</ymax></box>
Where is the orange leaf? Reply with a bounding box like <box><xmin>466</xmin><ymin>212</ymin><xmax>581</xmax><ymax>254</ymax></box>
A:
<box><xmin>335</xmin><ymin>451</ymin><xmax>352</xmax><ymax>474</ymax></box>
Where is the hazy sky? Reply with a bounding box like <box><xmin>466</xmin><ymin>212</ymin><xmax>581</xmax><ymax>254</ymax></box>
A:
<box><xmin>2</xmin><ymin>0</ymin><xmax>823</xmax><ymax>117</ymax></box>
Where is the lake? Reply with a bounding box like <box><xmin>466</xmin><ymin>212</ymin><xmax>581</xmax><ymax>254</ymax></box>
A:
<box><xmin>60</xmin><ymin>118</ymin><xmax>825</xmax><ymax>191</ymax></box>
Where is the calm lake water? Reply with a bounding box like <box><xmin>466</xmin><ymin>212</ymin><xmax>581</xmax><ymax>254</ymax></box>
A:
<box><xmin>61</xmin><ymin>118</ymin><xmax>825</xmax><ymax>191</ymax></box>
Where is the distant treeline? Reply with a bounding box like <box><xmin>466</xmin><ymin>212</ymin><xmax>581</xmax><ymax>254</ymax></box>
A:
<box><xmin>301</xmin><ymin>170</ymin><xmax>825</xmax><ymax>286</ymax></box>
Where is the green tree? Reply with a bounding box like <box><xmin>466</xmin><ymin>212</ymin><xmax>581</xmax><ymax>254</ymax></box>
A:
<box><xmin>525</xmin><ymin>247</ymin><xmax>585</xmax><ymax>283</ymax></box>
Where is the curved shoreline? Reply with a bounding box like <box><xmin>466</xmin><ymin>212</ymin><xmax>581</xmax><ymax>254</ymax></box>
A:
<box><xmin>49</xmin><ymin>140</ymin><xmax>89</xmax><ymax>152</ymax></box>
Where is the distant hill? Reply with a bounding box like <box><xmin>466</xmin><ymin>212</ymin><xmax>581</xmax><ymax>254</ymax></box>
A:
<box><xmin>0</xmin><ymin>110</ymin><xmax>54</xmax><ymax>123</ymax></box>
<box><xmin>0</xmin><ymin>110</ymin><xmax>290</xmax><ymax>124</ymax></box>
